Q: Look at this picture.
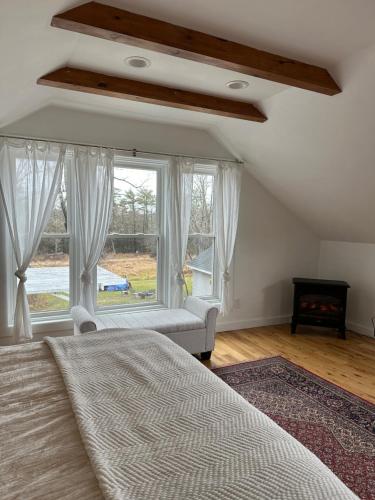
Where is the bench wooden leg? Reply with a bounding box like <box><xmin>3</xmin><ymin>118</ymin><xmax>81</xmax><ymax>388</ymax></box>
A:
<box><xmin>201</xmin><ymin>351</ymin><xmax>212</xmax><ymax>361</ymax></box>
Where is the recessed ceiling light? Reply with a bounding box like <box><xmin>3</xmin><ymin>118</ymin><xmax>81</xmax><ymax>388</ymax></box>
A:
<box><xmin>226</xmin><ymin>80</ymin><xmax>249</xmax><ymax>90</ymax></box>
<box><xmin>125</xmin><ymin>56</ymin><xmax>151</xmax><ymax>69</ymax></box>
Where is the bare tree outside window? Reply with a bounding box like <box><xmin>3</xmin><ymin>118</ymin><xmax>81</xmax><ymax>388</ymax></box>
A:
<box><xmin>97</xmin><ymin>166</ymin><xmax>158</xmax><ymax>308</ymax></box>
<box><xmin>185</xmin><ymin>172</ymin><xmax>215</xmax><ymax>298</ymax></box>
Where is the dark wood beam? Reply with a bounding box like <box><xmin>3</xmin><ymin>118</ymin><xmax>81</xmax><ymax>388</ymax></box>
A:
<box><xmin>51</xmin><ymin>1</ymin><xmax>340</xmax><ymax>96</ymax></box>
<box><xmin>37</xmin><ymin>67</ymin><xmax>267</xmax><ymax>122</ymax></box>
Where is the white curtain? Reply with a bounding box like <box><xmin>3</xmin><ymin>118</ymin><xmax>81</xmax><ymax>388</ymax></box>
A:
<box><xmin>73</xmin><ymin>146</ymin><xmax>114</xmax><ymax>315</ymax></box>
<box><xmin>0</xmin><ymin>138</ymin><xmax>65</xmax><ymax>342</ymax></box>
<box><xmin>215</xmin><ymin>161</ymin><xmax>242</xmax><ymax>316</ymax></box>
<box><xmin>168</xmin><ymin>157</ymin><xmax>195</xmax><ymax>308</ymax></box>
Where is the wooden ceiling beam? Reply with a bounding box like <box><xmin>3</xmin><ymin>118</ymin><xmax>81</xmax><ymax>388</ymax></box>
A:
<box><xmin>51</xmin><ymin>1</ymin><xmax>341</xmax><ymax>96</ymax></box>
<box><xmin>37</xmin><ymin>67</ymin><xmax>267</xmax><ymax>122</ymax></box>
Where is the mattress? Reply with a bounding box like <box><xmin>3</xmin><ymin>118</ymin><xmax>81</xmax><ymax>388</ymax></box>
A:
<box><xmin>0</xmin><ymin>332</ymin><xmax>358</xmax><ymax>500</ymax></box>
<box><xmin>0</xmin><ymin>341</ymin><xmax>103</xmax><ymax>500</ymax></box>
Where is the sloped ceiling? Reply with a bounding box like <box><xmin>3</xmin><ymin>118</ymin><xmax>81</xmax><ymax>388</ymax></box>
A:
<box><xmin>1</xmin><ymin>0</ymin><xmax>375</xmax><ymax>242</ymax></box>
<box><xmin>216</xmin><ymin>45</ymin><xmax>375</xmax><ymax>243</ymax></box>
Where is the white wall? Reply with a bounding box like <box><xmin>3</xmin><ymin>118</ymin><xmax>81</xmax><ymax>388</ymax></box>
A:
<box><xmin>218</xmin><ymin>170</ymin><xmax>320</xmax><ymax>331</ymax></box>
<box><xmin>0</xmin><ymin>105</ymin><xmax>233</xmax><ymax>159</ymax></box>
<box><xmin>319</xmin><ymin>241</ymin><xmax>375</xmax><ymax>336</ymax></box>
<box><xmin>0</xmin><ymin>106</ymin><xmax>321</xmax><ymax>341</ymax></box>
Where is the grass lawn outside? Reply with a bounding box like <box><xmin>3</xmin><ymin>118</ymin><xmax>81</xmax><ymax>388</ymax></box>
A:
<box><xmin>97</xmin><ymin>277</ymin><xmax>157</xmax><ymax>307</ymax></box>
<box><xmin>96</xmin><ymin>275</ymin><xmax>193</xmax><ymax>307</ymax></box>
<box><xmin>29</xmin><ymin>292</ymin><xmax>69</xmax><ymax>313</ymax></box>
<box><xmin>28</xmin><ymin>252</ymin><xmax>194</xmax><ymax>313</ymax></box>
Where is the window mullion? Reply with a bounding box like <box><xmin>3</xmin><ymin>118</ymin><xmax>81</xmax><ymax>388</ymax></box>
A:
<box><xmin>96</xmin><ymin>163</ymin><xmax>161</xmax><ymax>311</ymax></box>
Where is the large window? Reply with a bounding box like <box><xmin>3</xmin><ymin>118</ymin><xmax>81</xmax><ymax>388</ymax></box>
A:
<box><xmin>9</xmin><ymin>154</ymin><xmax>220</xmax><ymax>323</ymax></box>
<box><xmin>96</xmin><ymin>159</ymin><xmax>162</xmax><ymax>309</ymax></box>
<box><xmin>26</xmin><ymin>166</ymin><xmax>70</xmax><ymax>314</ymax></box>
<box><xmin>185</xmin><ymin>167</ymin><xmax>217</xmax><ymax>298</ymax></box>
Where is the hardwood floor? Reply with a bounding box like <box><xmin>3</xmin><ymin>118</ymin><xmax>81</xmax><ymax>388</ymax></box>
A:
<box><xmin>204</xmin><ymin>324</ymin><xmax>375</xmax><ymax>404</ymax></box>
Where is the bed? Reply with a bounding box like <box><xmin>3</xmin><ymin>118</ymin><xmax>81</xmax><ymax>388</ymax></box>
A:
<box><xmin>0</xmin><ymin>328</ymin><xmax>358</xmax><ymax>500</ymax></box>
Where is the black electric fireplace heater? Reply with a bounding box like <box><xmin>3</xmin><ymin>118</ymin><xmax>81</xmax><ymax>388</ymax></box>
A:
<box><xmin>291</xmin><ymin>278</ymin><xmax>350</xmax><ymax>339</ymax></box>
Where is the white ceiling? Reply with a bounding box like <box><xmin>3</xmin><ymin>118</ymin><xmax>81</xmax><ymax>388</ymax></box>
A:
<box><xmin>1</xmin><ymin>0</ymin><xmax>375</xmax><ymax>242</ymax></box>
<box><xmin>0</xmin><ymin>0</ymin><xmax>289</xmax><ymax>127</ymax></box>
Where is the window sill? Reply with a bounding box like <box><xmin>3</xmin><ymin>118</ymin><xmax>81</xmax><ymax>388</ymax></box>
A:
<box><xmin>28</xmin><ymin>302</ymin><xmax>169</xmax><ymax>333</ymax></box>
<box><xmin>197</xmin><ymin>296</ymin><xmax>221</xmax><ymax>307</ymax></box>
<box><xmin>95</xmin><ymin>302</ymin><xmax>168</xmax><ymax>317</ymax></box>
<box><xmin>30</xmin><ymin>316</ymin><xmax>73</xmax><ymax>335</ymax></box>
<box><xmin>28</xmin><ymin>297</ymin><xmax>219</xmax><ymax>335</ymax></box>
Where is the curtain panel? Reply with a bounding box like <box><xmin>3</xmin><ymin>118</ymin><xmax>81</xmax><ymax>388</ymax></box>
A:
<box><xmin>215</xmin><ymin>162</ymin><xmax>242</xmax><ymax>316</ymax></box>
<box><xmin>73</xmin><ymin>146</ymin><xmax>114</xmax><ymax>315</ymax></box>
<box><xmin>168</xmin><ymin>157</ymin><xmax>195</xmax><ymax>308</ymax></box>
<box><xmin>0</xmin><ymin>138</ymin><xmax>65</xmax><ymax>342</ymax></box>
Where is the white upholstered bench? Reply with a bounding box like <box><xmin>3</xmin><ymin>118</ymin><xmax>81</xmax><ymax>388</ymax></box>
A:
<box><xmin>71</xmin><ymin>297</ymin><xmax>219</xmax><ymax>359</ymax></box>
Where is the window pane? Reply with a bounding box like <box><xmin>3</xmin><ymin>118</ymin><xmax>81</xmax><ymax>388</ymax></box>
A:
<box><xmin>185</xmin><ymin>235</ymin><xmax>214</xmax><ymax>297</ymax></box>
<box><xmin>189</xmin><ymin>173</ymin><xmax>214</xmax><ymax>234</ymax></box>
<box><xmin>110</xmin><ymin>167</ymin><xmax>158</xmax><ymax>234</ymax></box>
<box><xmin>44</xmin><ymin>167</ymin><xmax>68</xmax><ymax>234</ymax></box>
<box><xmin>97</xmin><ymin>236</ymin><xmax>158</xmax><ymax>308</ymax></box>
<box><xmin>27</xmin><ymin>237</ymin><xmax>70</xmax><ymax>313</ymax></box>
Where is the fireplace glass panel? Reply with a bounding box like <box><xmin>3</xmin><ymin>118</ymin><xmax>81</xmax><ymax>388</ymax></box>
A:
<box><xmin>298</xmin><ymin>294</ymin><xmax>342</xmax><ymax>319</ymax></box>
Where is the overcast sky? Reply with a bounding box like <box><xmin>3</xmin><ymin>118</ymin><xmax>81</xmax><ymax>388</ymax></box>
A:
<box><xmin>114</xmin><ymin>167</ymin><xmax>157</xmax><ymax>194</ymax></box>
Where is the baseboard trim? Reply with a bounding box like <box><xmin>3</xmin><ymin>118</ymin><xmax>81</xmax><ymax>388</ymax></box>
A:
<box><xmin>3</xmin><ymin>317</ymin><xmax>372</xmax><ymax>343</ymax></box>
<box><xmin>217</xmin><ymin>317</ymin><xmax>375</xmax><ymax>339</ymax></box>
<box><xmin>347</xmin><ymin>321</ymin><xmax>374</xmax><ymax>338</ymax></box>
<box><xmin>217</xmin><ymin>315</ymin><xmax>291</xmax><ymax>333</ymax></box>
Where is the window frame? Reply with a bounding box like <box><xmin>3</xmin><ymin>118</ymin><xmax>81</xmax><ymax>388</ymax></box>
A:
<box><xmin>186</xmin><ymin>163</ymin><xmax>220</xmax><ymax>301</ymax></box>
<box><xmin>94</xmin><ymin>156</ymin><xmax>167</xmax><ymax>313</ymax></box>
<box><xmin>7</xmin><ymin>155</ymin><xmax>221</xmax><ymax>328</ymax></box>
<box><xmin>7</xmin><ymin>162</ymin><xmax>76</xmax><ymax>324</ymax></box>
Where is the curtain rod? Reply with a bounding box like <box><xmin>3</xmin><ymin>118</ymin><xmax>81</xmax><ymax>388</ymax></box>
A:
<box><xmin>0</xmin><ymin>133</ymin><xmax>243</xmax><ymax>165</ymax></box>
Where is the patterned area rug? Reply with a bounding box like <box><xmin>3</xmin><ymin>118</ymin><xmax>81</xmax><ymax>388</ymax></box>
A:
<box><xmin>213</xmin><ymin>356</ymin><xmax>375</xmax><ymax>500</ymax></box>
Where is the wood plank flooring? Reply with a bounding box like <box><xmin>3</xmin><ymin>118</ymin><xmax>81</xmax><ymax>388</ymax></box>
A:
<box><xmin>204</xmin><ymin>324</ymin><xmax>375</xmax><ymax>404</ymax></box>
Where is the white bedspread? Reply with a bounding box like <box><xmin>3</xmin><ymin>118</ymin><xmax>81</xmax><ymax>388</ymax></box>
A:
<box><xmin>46</xmin><ymin>328</ymin><xmax>358</xmax><ymax>500</ymax></box>
<box><xmin>0</xmin><ymin>341</ymin><xmax>102</xmax><ymax>500</ymax></box>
